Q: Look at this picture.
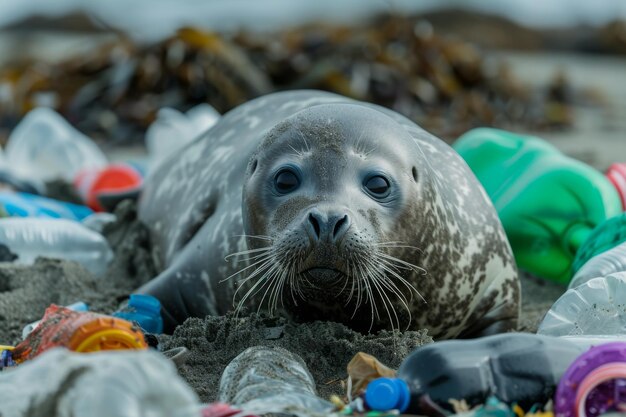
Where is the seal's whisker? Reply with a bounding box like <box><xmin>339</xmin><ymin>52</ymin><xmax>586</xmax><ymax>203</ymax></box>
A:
<box><xmin>369</xmin><ymin>271</ymin><xmax>401</xmax><ymax>333</ymax></box>
<box><xmin>233</xmin><ymin>234</ymin><xmax>273</xmax><ymax>241</ymax></box>
<box><xmin>377</xmin><ymin>258</ymin><xmax>427</xmax><ymax>304</ymax></box>
<box><xmin>236</xmin><ymin>261</ymin><xmax>282</xmax><ymax>314</ymax></box>
<box><xmin>225</xmin><ymin>247</ymin><xmax>272</xmax><ymax>261</ymax></box>
<box><xmin>221</xmin><ymin>254</ymin><xmax>273</xmax><ymax>283</ymax></box>
<box><xmin>376</xmin><ymin>257</ymin><xmax>420</xmax><ymax>295</ymax></box>
<box><xmin>356</xmin><ymin>257</ymin><xmax>379</xmax><ymax>331</ymax></box>
<box><xmin>375</xmin><ymin>243</ymin><xmax>423</xmax><ymax>253</ymax></box>
<box><xmin>377</xmin><ymin>252</ymin><xmax>427</xmax><ymax>274</ymax></box>
<box><xmin>369</xmin><ymin>262</ymin><xmax>413</xmax><ymax>331</ymax></box>
<box><xmin>257</xmin><ymin>266</ymin><xmax>283</xmax><ymax>316</ymax></box>
<box><xmin>288</xmin><ymin>144</ymin><xmax>304</xmax><ymax>158</ymax></box>
<box><xmin>297</xmin><ymin>131</ymin><xmax>311</xmax><ymax>153</ymax></box>
<box><xmin>377</xmin><ymin>261</ymin><xmax>416</xmax><ymax>303</ymax></box>
<box><xmin>231</xmin><ymin>258</ymin><xmax>274</xmax><ymax>300</ymax></box>
<box><xmin>229</xmin><ymin>251</ymin><xmax>273</xmax><ymax>264</ymax></box>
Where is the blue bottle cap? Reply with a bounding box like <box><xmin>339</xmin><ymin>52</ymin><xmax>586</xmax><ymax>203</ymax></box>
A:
<box><xmin>114</xmin><ymin>294</ymin><xmax>163</xmax><ymax>334</ymax></box>
<box><xmin>128</xmin><ymin>294</ymin><xmax>161</xmax><ymax>315</ymax></box>
<box><xmin>365</xmin><ymin>377</ymin><xmax>410</xmax><ymax>412</ymax></box>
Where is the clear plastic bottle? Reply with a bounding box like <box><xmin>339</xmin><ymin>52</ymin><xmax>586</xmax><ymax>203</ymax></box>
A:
<box><xmin>538</xmin><ymin>211</ymin><xmax>626</xmax><ymax>337</ymax></box>
<box><xmin>569</xmin><ymin>242</ymin><xmax>626</xmax><ymax>290</ymax></box>
<box><xmin>538</xmin><ymin>272</ymin><xmax>626</xmax><ymax>337</ymax></box>
<box><xmin>4</xmin><ymin>107</ymin><xmax>107</xmax><ymax>184</ymax></box>
<box><xmin>0</xmin><ymin>218</ymin><xmax>113</xmax><ymax>277</ymax></box>
<box><xmin>218</xmin><ymin>346</ymin><xmax>333</xmax><ymax>417</ymax></box>
<box><xmin>145</xmin><ymin>104</ymin><xmax>220</xmax><ymax>172</ymax></box>
<box><xmin>364</xmin><ymin>333</ymin><xmax>585</xmax><ymax>414</ymax></box>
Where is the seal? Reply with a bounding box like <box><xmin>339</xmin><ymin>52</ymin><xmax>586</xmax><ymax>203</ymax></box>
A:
<box><xmin>137</xmin><ymin>90</ymin><xmax>520</xmax><ymax>339</ymax></box>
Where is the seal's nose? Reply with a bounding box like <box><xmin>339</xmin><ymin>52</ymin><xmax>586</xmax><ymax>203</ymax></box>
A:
<box><xmin>306</xmin><ymin>210</ymin><xmax>351</xmax><ymax>243</ymax></box>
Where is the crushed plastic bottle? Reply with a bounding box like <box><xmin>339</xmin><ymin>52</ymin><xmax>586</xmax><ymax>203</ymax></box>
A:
<box><xmin>219</xmin><ymin>346</ymin><xmax>334</xmax><ymax>417</ymax></box>
<box><xmin>569</xmin><ymin>213</ymin><xmax>626</xmax><ymax>290</ymax></box>
<box><xmin>21</xmin><ymin>301</ymin><xmax>88</xmax><ymax>340</ymax></box>
<box><xmin>0</xmin><ymin>217</ymin><xmax>114</xmax><ymax>277</ymax></box>
<box><xmin>0</xmin><ymin>192</ymin><xmax>93</xmax><ymax>221</ymax></box>
<box><xmin>4</xmin><ymin>107</ymin><xmax>107</xmax><ymax>184</ymax></box>
<box><xmin>538</xmin><ymin>212</ymin><xmax>626</xmax><ymax>337</ymax></box>
<box><xmin>0</xmin><ymin>348</ymin><xmax>201</xmax><ymax>417</ymax></box>
<box><xmin>538</xmin><ymin>272</ymin><xmax>626</xmax><ymax>337</ymax></box>
<box><xmin>364</xmin><ymin>333</ymin><xmax>584</xmax><ymax>414</ymax></box>
<box><xmin>12</xmin><ymin>304</ymin><xmax>147</xmax><ymax>363</ymax></box>
<box><xmin>145</xmin><ymin>104</ymin><xmax>220</xmax><ymax>172</ymax></box>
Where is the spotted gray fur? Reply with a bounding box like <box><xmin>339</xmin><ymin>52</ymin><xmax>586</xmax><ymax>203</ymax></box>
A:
<box><xmin>138</xmin><ymin>90</ymin><xmax>520</xmax><ymax>339</ymax></box>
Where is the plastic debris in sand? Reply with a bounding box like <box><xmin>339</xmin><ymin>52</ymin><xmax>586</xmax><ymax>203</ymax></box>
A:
<box><xmin>0</xmin><ymin>217</ymin><xmax>113</xmax><ymax>276</ymax></box>
<box><xmin>4</xmin><ymin>107</ymin><xmax>107</xmax><ymax>185</ymax></box>
<box><xmin>11</xmin><ymin>305</ymin><xmax>147</xmax><ymax>363</ymax></box>
<box><xmin>219</xmin><ymin>345</ymin><xmax>334</xmax><ymax>417</ymax></box>
<box><xmin>0</xmin><ymin>348</ymin><xmax>201</xmax><ymax>417</ymax></box>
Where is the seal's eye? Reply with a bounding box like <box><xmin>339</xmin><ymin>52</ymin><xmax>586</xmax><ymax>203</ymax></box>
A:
<box><xmin>274</xmin><ymin>169</ymin><xmax>300</xmax><ymax>193</ymax></box>
<box><xmin>364</xmin><ymin>175</ymin><xmax>390</xmax><ymax>197</ymax></box>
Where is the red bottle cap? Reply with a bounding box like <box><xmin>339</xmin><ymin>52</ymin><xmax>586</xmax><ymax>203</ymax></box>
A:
<box><xmin>75</xmin><ymin>164</ymin><xmax>143</xmax><ymax>212</ymax></box>
<box><xmin>606</xmin><ymin>163</ymin><xmax>626</xmax><ymax>210</ymax></box>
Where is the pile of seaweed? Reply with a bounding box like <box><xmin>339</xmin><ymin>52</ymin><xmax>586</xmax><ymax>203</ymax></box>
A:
<box><xmin>0</xmin><ymin>15</ymin><xmax>576</xmax><ymax>145</ymax></box>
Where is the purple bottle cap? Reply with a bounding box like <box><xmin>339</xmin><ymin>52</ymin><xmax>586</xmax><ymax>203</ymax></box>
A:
<box><xmin>555</xmin><ymin>342</ymin><xmax>626</xmax><ymax>417</ymax></box>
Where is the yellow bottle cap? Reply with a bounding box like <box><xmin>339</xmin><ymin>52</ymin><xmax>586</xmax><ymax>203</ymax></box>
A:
<box><xmin>0</xmin><ymin>345</ymin><xmax>14</xmax><ymax>351</ymax></box>
<box><xmin>69</xmin><ymin>317</ymin><xmax>147</xmax><ymax>353</ymax></box>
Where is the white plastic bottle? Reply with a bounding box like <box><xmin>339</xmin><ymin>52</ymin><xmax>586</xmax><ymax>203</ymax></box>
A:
<box><xmin>5</xmin><ymin>107</ymin><xmax>107</xmax><ymax>184</ymax></box>
<box><xmin>0</xmin><ymin>218</ymin><xmax>114</xmax><ymax>277</ymax></box>
<box><xmin>219</xmin><ymin>346</ymin><xmax>334</xmax><ymax>417</ymax></box>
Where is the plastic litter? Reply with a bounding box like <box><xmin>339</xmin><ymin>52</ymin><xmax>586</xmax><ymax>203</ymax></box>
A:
<box><xmin>4</xmin><ymin>107</ymin><xmax>107</xmax><ymax>184</ymax></box>
<box><xmin>113</xmin><ymin>294</ymin><xmax>164</xmax><ymax>334</ymax></box>
<box><xmin>454</xmin><ymin>128</ymin><xmax>622</xmax><ymax>284</ymax></box>
<box><xmin>570</xmin><ymin>213</ymin><xmax>626</xmax><ymax>289</ymax></box>
<box><xmin>347</xmin><ymin>352</ymin><xmax>396</xmax><ymax>397</ymax></box>
<box><xmin>606</xmin><ymin>163</ymin><xmax>626</xmax><ymax>209</ymax></box>
<box><xmin>0</xmin><ymin>348</ymin><xmax>201</xmax><ymax>417</ymax></box>
<box><xmin>453</xmin><ymin>397</ymin><xmax>517</xmax><ymax>417</ymax></box>
<box><xmin>0</xmin><ymin>217</ymin><xmax>114</xmax><ymax>277</ymax></box>
<box><xmin>555</xmin><ymin>342</ymin><xmax>626</xmax><ymax>417</ymax></box>
<box><xmin>12</xmin><ymin>305</ymin><xmax>147</xmax><ymax>363</ymax></box>
<box><xmin>74</xmin><ymin>164</ymin><xmax>143</xmax><ymax>212</ymax></box>
<box><xmin>82</xmin><ymin>212</ymin><xmax>118</xmax><ymax>233</ymax></box>
<box><xmin>21</xmin><ymin>301</ymin><xmax>88</xmax><ymax>340</ymax></box>
<box><xmin>539</xmin><ymin>213</ymin><xmax>626</xmax><ymax>337</ymax></box>
<box><xmin>0</xmin><ymin>170</ymin><xmax>42</xmax><ymax>195</ymax></box>
<box><xmin>365</xmin><ymin>333</ymin><xmax>584</xmax><ymax>414</ymax></box>
<box><xmin>538</xmin><ymin>272</ymin><xmax>626</xmax><ymax>337</ymax></box>
<box><xmin>201</xmin><ymin>402</ymin><xmax>259</xmax><ymax>417</ymax></box>
<box><xmin>0</xmin><ymin>347</ymin><xmax>15</xmax><ymax>371</ymax></box>
<box><xmin>0</xmin><ymin>192</ymin><xmax>93</xmax><ymax>221</ymax></box>
<box><xmin>146</xmin><ymin>104</ymin><xmax>220</xmax><ymax>171</ymax></box>
<box><xmin>219</xmin><ymin>346</ymin><xmax>334</xmax><ymax>417</ymax></box>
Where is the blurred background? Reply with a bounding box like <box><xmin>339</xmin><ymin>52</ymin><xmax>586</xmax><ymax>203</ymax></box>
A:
<box><xmin>0</xmin><ymin>0</ymin><xmax>625</xmax><ymax>167</ymax></box>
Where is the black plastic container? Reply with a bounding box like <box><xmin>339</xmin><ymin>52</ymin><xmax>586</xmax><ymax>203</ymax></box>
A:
<box><xmin>366</xmin><ymin>333</ymin><xmax>585</xmax><ymax>414</ymax></box>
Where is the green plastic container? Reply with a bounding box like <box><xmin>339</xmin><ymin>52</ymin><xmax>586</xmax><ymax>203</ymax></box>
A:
<box><xmin>454</xmin><ymin>128</ymin><xmax>622</xmax><ymax>284</ymax></box>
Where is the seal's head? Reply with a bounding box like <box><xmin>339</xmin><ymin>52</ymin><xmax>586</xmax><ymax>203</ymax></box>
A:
<box><xmin>238</xmin><ymin>103</ymin><xmax>431</xmax><ymax>332</ymax></box>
